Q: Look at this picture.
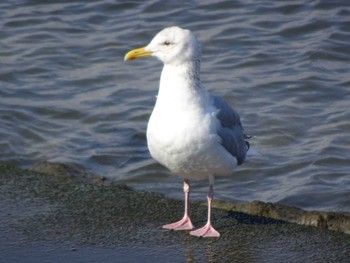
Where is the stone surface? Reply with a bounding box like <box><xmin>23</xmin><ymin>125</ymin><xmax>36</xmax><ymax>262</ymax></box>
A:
<box><xmin>1</xmin><ymin>163</ymin><xmax>350</xmax><ymax>262</ymax></box>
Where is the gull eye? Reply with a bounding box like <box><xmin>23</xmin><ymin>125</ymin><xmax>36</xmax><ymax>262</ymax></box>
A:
<box><xmin>163</xmin><ymin>41</ymin><xmax>171</xmax><ymax>46</ymax></box>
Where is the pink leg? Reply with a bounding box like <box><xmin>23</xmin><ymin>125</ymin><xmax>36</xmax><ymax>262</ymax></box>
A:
<box><xmin>163</xmin><ymin>179</ymin><xmax>194</xmax><ymax>231</ymax></box>
<box><xmin>190</xmin><ymin>178</ymin><xmax>220</xmax><ymax>238</ymax></box>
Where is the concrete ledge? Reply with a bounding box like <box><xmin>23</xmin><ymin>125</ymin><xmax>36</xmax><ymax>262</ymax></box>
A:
<box><xmin>1</xmin><ymin>163</ymin><xmax>350</xmax><ymax>262</ymax></box>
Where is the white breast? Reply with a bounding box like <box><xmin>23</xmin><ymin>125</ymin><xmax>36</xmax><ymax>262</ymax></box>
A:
<box><xmin>146</xmin><ymin>85</ymin><xmax>237</xmax><ymax>180</ymax></box>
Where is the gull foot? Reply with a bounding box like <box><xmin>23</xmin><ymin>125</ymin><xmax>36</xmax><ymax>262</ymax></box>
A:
<box><xmin>190</xmin><ymin>223</ymin><xmax>220</xmax><ymax>238</ymax></box>
<box><xmin>163</xmin><ymin>216</ymin><xmax>194</xmax><ymax>231</ymax></box>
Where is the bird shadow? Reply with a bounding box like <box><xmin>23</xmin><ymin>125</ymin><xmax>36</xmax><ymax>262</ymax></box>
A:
<box><xmin>222</xmin><ymin>210</ymin><xmax>288</xmax><ymax>226</ymax></box>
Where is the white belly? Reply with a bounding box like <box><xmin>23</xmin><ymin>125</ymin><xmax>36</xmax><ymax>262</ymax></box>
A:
<box><xmin>146</xmin><ymin>108</ymin><xmax>237</xmax><ymax>180</ymax></box>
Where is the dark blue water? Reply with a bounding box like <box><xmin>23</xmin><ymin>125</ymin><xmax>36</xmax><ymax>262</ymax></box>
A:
<box><xmin>1</xmin><ymin>0</ymin><xmax>350</xmax><ymax>212</ymax></box>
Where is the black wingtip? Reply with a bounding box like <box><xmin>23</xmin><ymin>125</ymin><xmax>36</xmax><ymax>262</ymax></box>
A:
<box><xmin>244</xmin><ymin>134</ymin><xmax>252</xmax><ymax>152</ymax></box>
<box><xmin>244</xmin><ymin>134</ymin><xmax>253</xmax><ymax>140</ymax></box>
<box><xmin>245</xmin><ymin>141</ymin><xmax>250</xmax><ymax>152</ymax></box>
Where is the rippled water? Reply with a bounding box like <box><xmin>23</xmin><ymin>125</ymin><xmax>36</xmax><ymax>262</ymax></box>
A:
<box><xmin>1</xmin><ymin>0</ymin><xmax>350</xmax><ymax>212</ymax></box>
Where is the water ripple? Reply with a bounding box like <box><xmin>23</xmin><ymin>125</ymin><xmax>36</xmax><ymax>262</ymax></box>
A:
<box><xmin>1</xmin><ymin>0</ymin><xmax>350</xmax><ymax>212</ymax></box>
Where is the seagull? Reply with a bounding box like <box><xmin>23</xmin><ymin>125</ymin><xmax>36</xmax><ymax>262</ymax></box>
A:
<box><xmin>124</xmin><ymin>26</ymin><xmax>249</xmax><ymax>238</ymax></box>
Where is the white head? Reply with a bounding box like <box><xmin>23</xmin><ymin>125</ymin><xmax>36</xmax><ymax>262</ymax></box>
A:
<box><xmin>146</xmin><ymin>27</ymin><xmax>201</xmax><ymax>65</ymax></box>
<box><xmin>124</xmin><ymin>26</ymin><xmax>201</xmax><ymax>66</ymax></box>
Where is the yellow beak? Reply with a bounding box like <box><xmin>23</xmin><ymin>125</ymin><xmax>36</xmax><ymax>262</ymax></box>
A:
<box><xmin>124</xmin><ymin>47</ymin><xmax>152</xmax><ymax>61</ymax></box>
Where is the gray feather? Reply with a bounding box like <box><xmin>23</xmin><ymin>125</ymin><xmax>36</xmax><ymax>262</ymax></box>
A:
<box><xmin>212</xmin><ymin>95</ymin><xmax>248</xmax><ymax>165</ymax></box>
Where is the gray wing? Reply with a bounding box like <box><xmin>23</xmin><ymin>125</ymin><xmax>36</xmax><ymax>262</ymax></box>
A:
<box><xmin>212</xmin><ymin>95</ymin><xmax>249</xmax><ymax>165</ymax></box>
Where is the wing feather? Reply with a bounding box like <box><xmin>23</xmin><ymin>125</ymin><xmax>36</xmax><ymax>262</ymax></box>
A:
<box><xmin>212</xmin><ymin>95</ymin><xmax>249</xmax><ymax>165</ymax></box>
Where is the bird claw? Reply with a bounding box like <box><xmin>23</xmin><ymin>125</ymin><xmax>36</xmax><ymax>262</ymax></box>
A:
<box><xmin>163</xmin><ymin>216</ymin><xmax>194</xmax><ymax>231</ymax></box>
<box><xmin>190</xmin><ymin>223</ymin><xmax>220</xmax><ymax>238</ymax></box>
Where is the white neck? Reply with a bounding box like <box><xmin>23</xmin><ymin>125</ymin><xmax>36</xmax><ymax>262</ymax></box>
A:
<box><xmin>157</xmin><ymin>61</ymin><xmax>202</xmax><ymax>102</ymax></box>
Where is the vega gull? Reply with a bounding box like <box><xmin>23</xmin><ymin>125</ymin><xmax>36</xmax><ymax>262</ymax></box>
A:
<box><xmin>124</xmin><ymin>26</ymin><xmax>249</xmax><ymax>238</ymax></box>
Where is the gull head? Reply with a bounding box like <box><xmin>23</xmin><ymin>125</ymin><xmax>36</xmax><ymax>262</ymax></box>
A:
<box><xmin>124</xmin><ymin>26</ymin><xmax>201</xmax><ymax>66</ymax></box>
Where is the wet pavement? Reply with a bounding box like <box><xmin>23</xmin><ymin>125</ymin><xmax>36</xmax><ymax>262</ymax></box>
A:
<box><xmin>1</xmin><ymin>163</ymin><xmax>350</xmax><ymax>262</ymax></box>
